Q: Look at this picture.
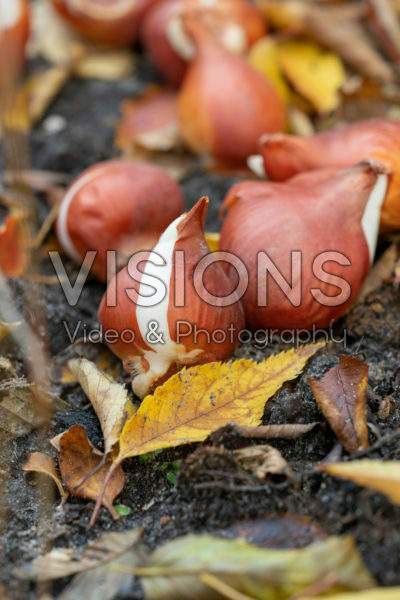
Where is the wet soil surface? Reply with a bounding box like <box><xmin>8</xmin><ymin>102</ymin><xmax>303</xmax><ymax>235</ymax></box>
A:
<box><xmin>1</xmin><ymin>55</ymin><xmax>400</xmax><ymax>599</ymax></box>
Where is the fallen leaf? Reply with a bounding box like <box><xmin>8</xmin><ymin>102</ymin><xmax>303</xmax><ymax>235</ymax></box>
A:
<box><xmin>204</xmin><ymin>232</ymin><xmax>220</xmax><ymax>252</ymax></box>
<box><xmin>308</xmin><ymin>356</ymin><xmax>369</xmax><ymax>454</ymax></box>
<box><xmin>356</xmin><ymin>243</ymin><xmax>399</xmax><ymax>304</ymax></box>
<box><xmin>141</xmin><ymin>534</ymin><xmax>374</xmax><ymax>599</ymax></box>
<box><xmin>68</xmin><ymin>358</ymin><xmax>134</xmax><ymax>455</ymax></box>
<box><xmin>56</xmin><ymin>548</ymin><xmax>141</xmax><ymax>600</ymax></box>
<box><xmin>214</xmin><ymin>514</ymin><xmax>326</xmax><ymax>549</ymax></box>
<box><xmin>304</xmin><ymin>9</ymin><xmax>394</xmax><ymax>83</ymax></box>
<box><xmin>0</xmin><ymin>379</ymin><xmax>69</xmax><ymax>437</ymax></box>
<box><xmin>255</xmin><ymin>0</ymin><xmax>394</xmax><ymax>82</ymax></box>
<box><xmin>321</xmin><ymin>459</ymin><xmax>400</xmax><ymax>505</ymax></box>
<box><xmin>22</xmin><ymin>452</ymin><xmax>68</xmax><ymax>504</ymax></box>
<box><xmin>31</xmin><ymin>0</ymin><xmax>135</xmax><ymax>80</ymax></box>
<box><xmin>234</xmin><ymin>444</ymin><xmax>293</xmax><ymax>479</ymax></box>
<box><xmin>0</xmin><ymin>214</ymin><xmax>28</xmax><ymax>277</ymax></box>
<box><xmin>26</xmin><ymin>67</ymin><xmax>71</xmax><ymax>126</ymax></box>
<box><xmin>277</xmin><ymin>39</ymin><xmax>345</xmax><ymax>113</ymax></box>
<box><xmin>118</xmin><ymin>343</ymin><xmax>323</xmax><ymax>461</ymax></box>
<box><xmin>14</xmin><ymin>529</ymin><xmax>142</xmax><ymax>581</ymax></box>
<box><xmin>116</xmin><ymin>86</ymin><xmax>182</xmax><ymax>153</ymax></box>
<box><xmin>58</xmin><ymin>424</ymin><xmax>124</xmax><ymax>518</ymax></box>
<box><xmin>367</xmin><ymin>0</ymin><xmax>400</xmax><ymax>62</ymax></box>
<box><xmin>52</xmin><ymin>346</ymin><xmax>125</xmax><ymax>385</ymax></box>
<box><xmin>248</xmin><ymin>37</ymin><xmax>290</xmax><ymax>104</ymax></box>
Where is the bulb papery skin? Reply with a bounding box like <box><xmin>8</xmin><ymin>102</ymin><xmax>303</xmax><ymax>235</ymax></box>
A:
<box><xmin>56</xmin><ymin>160</ymin><xmax>184</xmax><ymax>281</ymax></box>
<box><xmin>50</xmin><ymin>0</ymin><xmax>156</xmax><ymax>45</ymax></box>
<box><xmin>177</xmin><ymin>19</ymin><xmax>285</xmax><ymax>163</ymax></box>
<box><xmin>98</xmin><ymin>197</ymin><xmax>245</xmax><ymax>399</ymax></box>
<box><xmin>0</xmin><ymin>0</ymin><xmax>30</xmax><ymax>88</ymax></box>
<box><xmin>259</xmin><ymin>119</ymin><xmax>400</xmax><ymax>231</ymax></box>
<box><xmin>220</xmin><ymin>162</ymin><xmax>388</xmax><ymax>331</ymax></box>
<box><xmin>141</xmin><ymin>0</ymin><xmax>266</xmax><ymax>86</ymax></box>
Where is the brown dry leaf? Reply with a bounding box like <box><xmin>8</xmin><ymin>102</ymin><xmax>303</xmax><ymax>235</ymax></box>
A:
<box><xmin>22</xmin><ymin>452</ymin><xmax>68</xmax><ymax>503</ymax></box>
<box><xmin>31</xmin><ymin>0</ymin><xmax>135</xmax><ymax>80</ymax></box>
<box><xmin>367</xmin><ymin>0</ymin><xmax>400</xmax><ymax>62</ymax></box>
<box><xmin>234</xmin><ymin>445</ymin><xmax>293</xmax><ymax>479</ymax></box>
<box><xmin>58</xmin><ymin>424</ymin><xmax>124</xmax><ymax>518</ymax></box>
<box><xmin>116</xmin><ymin>86</ymin><xmax>182</xmax><ymax>153</ymax></box>
<box><xmin>14</xmin><ymin>529</ymin><xmax>142</xmax><ymax>581</ymax></box>
<box><xmin>321</xmin><ymin>459</ymin><xmax>400</xmax><ymax>505</ymax></box>
<box><xmin>68</xmin><ymin>358</ymin><xmax>135</xmax><ymax>455</ymax></box>
<box><xmin>277</xmin><ymin>39</ymin><xmax>345</xmax><ymax>113</ymax></box>
<box><xmin>0</xmin><ymin>214</ymin><xmax>29</xmax><ymax>277</ymax></box>
<box><xmin>308</xmin><ymin>356</ymin><xmax>369</xmax><ymax>454</ymax></box>
<box><xmin>356</xmin><ymin>243</ymin><xmax>399</xmax><ymax>304</ymax></box>
<box><xmin>118</xmin><ymin>343</ymin><xmax>323</xmax><ymax>462</ymax></box>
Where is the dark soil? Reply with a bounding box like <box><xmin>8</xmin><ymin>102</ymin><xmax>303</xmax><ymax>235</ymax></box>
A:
<box><xmin>1</xmin><ymin>54</ymin><xmax>400</xmax><ymax>600</ymax></box>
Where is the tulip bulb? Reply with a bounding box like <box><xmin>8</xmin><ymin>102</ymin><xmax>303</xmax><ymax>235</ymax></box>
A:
<box><xmin>142</xmin><ymin>0</ymin><xmax>266</xmax><ymax>85</ymax></box>
<box><xmin>258</xmin><ymin>119</ymin><xmax>400</xmax><ymax>231</ymax></box>
<box><xmin>220</xmin><ymin>161</ymin><xmax>389</xmax><ymax>331</ymax></box>
<box><xmin>178</xmin><ymin>19</ymin><xmax>286</xmax><ymax>164</ymax></box>
<box><xmin>56</xmin><ymin>160</ymin><xmax>184</xmax><ymax>281</ymax></box>
<box><xmin>98</xmin><ymin>197</ymin><xmax>245</xmax><ymax>398</ymax></box>
<box><xmin>0</xmin><ymin>0</ymin><xmax>30</xmax><ymax>89</ymax></box>
<box><xmin>50</xmin><ymin>0</ymin><xmax>156</xmax><ymax>45</ymax></box>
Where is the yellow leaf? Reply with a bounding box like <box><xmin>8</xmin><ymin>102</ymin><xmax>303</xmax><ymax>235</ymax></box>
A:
<box><xmin>69</xmin><ymin>358</ymin><xmax>135</xmax><ymax>455</ymax></box>
<box><xmin>204</xmin><ymin>232</ymin><xmax>220</xmax><ymax>252</ymax></box>
<box><xmin>277</xmin><ymin>40</ymin><xmax>345</xmax><ymax>113</ymax></box>
<box><xmin>248</xmin><ymin>37</ymin><xmax>290</xmax><ymax>103</ymax></box>
<box><xmin>303</xmin><ymin>589</ymin><xmax>400</xmax><ymax>600</ymax></box>
<box><xmin>321</xmin><ymin>460</ymin><xmax>400</xmax><ymax>505</ymax></box>
<box><xmin>118</xmin><ymin>343</ymin><xmax>323</xmax><ymax>461</ymax></box>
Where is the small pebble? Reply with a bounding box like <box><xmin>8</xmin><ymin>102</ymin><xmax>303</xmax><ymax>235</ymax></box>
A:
<box><xmin>43</xmin><ymin>115</ymin><xmax>67</xmax><ymax>135</ymax></box>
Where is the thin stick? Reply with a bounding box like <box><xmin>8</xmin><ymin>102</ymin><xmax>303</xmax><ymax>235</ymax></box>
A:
<box><xmin>90</xmin><ymin>462</ymin><xmax>118</xmax><ymax>527</ymax></box>
<box><xmin>200</xmin><ymin>573</ymin><xmax>254</xmax><ymax>600</ymax></box>
<box><xmin>31</xmin><ymin>191</ymin><xmax>63</xmax><ymax>249</ymax></box>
